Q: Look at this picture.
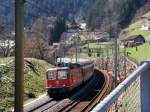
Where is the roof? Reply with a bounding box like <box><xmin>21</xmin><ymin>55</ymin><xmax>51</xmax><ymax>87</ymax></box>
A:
<box><xmin>47</xmin><ymin>58</ymin><xmax>93</xmax><ymax>71</ymax></box>
<box><xmin>47</xmin><ymin>67</ymin><xmax>69</xmax><ymax>71</ymax></box>
<box><xmin>122</xmin><ymin>35</ymin><xmax>144</xmax><ymax>41</ymax></box>
<box><xmin>56</xmin><ymin>58</ymin><xmax>93</xmax><ymax>64</ymax></box>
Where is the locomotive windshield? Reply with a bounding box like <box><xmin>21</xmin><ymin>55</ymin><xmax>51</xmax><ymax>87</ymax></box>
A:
<box><xmin>47</xmin><ymin>70</ymin><xmax>57</xmax><ymax>80</ymax></box>
<box><xmin>47</xmin><ymin>67</ymin><xmax>69</xmax><ymax>80</ymax></box>
<box><xmin>58</xmin><ymin>70</ymin><xmax>68</xmax><ymax>80</ymax></box>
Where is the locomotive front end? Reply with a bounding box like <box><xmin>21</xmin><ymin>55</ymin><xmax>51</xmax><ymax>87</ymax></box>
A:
<box><xmin>46</xmin><ymin>67</ymin><xmax>70</xmax><ymax>95</ymax></box>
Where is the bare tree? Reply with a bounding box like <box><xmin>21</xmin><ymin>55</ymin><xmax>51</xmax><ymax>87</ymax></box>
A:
<box><xmin>24</xmin><ymin>32</ymin><xmax>50</xmax><ymax>60</ymax></box>
<box><xmin>24</xmin><ymin>17</ymin><xmax>66</xmax><ymax>64</ymax></box>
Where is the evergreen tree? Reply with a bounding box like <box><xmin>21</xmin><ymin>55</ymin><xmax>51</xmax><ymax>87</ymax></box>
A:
<box><xmin>51</xmin><ymin>17</ymin><xmax>66</xmax><ymax>42</ymax></box>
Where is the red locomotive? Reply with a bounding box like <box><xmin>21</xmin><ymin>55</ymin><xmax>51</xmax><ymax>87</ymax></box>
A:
<box><xmin>46</xmin><ymin>58</ymin><xmax>94</xmax><ymax>96</ymax></box>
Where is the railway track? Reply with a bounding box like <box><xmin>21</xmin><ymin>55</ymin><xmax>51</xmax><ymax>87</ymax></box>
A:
<box><xmin>24</xmin><ymin>95</ymin><xmax>59</xmax><ymax>112</ymax></box>
<box><xmin>82</xmin><ymin>70</ymin><xmax>112</xmax><ymax>112</ymax></box>
<box><xmin>30</xmin><ymin>99</ymin><xmax>58</xmax><ymax>112</ymax></box>
<box><xmin>57</xmin><ymin>69</ymin><xmax>112</xmax><ymax>112</ymax></box>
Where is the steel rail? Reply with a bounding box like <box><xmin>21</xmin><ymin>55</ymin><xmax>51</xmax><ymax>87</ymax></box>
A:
<box><xmin>82</xmin><ymin>69</ymin><xmax>112</xmax><ymax>112</ymax></box>
<box><xmin>58</xmin><ymin>69</ymin><xmax>112</xmax><ymax>112</ymax></box>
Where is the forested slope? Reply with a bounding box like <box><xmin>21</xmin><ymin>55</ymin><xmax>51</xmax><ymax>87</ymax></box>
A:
<box><xmin>87</xmin><ymin>0</ymin><xmax>149</xmax><ymax>30</ymax></box>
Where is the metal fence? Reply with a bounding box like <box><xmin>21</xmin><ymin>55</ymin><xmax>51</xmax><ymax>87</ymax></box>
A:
<box><xmin>101</xmin><ymin>77</ymin><xmax>141</xmax><ymax>112</ymax></box>
<box><xmin>92</xmin><ymin>60</ymin><xmax>150</xmax><ymax>112</ymax></box>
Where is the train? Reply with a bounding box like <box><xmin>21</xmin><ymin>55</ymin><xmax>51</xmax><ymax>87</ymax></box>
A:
<box><xmin>46</xmin><ymin>58</ymin><xmax>94</xmax><ymax>96</ymax></box>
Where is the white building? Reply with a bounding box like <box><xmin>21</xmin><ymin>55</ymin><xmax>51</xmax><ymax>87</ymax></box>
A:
<box><xmin>79</xmin><ymin>23</ymin><xmax>87</xmax><ymax>30</ymax></box>
<box><xmin>0</xmin><ymin>40</ymin><xmax>15</xmax><ymax>48</ymax></box>
<box><xmin>141</xmin><ymin>20</ymin><xmax>150</xmax><ymax>31</ymax></box>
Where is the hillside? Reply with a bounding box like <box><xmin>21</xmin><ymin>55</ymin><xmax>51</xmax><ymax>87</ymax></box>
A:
<box><xmin>127</xmin><ymin>11</ymin><xmax>150</xmax><ymax>40</ymax></box>
<box><xmin>0</xmin><ymin>58</ymin><xmax>52</xmax><ymax>111</ymax></box>
<box><xmin>0</xmin><ymin>0</ymin><xmax>96</xmax><ymax>26</ymax></box>
<box><xmin>125</xmin><ymin>11</ymin><xmax>150</xmax><ymax>62</ymax></box>
<box><xmin>87</xmin><ymin>0</ymin><xmax>149</xmax><ymax>30</ymax></box>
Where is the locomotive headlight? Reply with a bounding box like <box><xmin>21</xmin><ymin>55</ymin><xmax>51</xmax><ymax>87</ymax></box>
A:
<box><xmin>58</xmin><ymin>71</ymin><xmax>68</xmax><ymax>80</ymax></box>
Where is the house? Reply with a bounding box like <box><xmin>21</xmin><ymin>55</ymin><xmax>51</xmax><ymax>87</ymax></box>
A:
<box><xmin>79</xmin><ymin>23</ymin><xmax>87</xmax><ymax>31</ymax></box>
<box><xmin>121</xmin><ymin>35</ymin><xmax>145</xmax><ymax>47</ymax></box>
<box><xmin>0</xmin><ymin>40</ymin><xmax>15</xmax><ymax>48</ymax></box>
<box><xmin>53</xmin><ymin>43</ymin><xmax>60</xmax><ymax>48</ymax></box>
<box><xmin>95</xmin><ymin>36</ymin><xmax>110</xmax><ymax>42</ymax></box>
<box><xmin>67</xmin><ymin>26</ymin><xmax>82</xmax><ymax>33</ymax></box>
<box><xmin>94</xmin><ymin>32</ymin><xmax>110</xmax><ymax>42</ymax></box>
<box><xmin>141</xmin><ymin>19</ymin><xmax>150</xmax><ymax>31</ymax></box>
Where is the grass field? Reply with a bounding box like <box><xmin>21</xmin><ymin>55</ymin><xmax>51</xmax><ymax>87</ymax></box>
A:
<box><xmin>127</xmin><ymin>43</ymin><xmax>150</xmax><ymax>62</ymax></box>
<box><xmin>84</xmin><ymin>42</ymin><xmax>114</xmax><ymax>48</ymax></box>
<box><xmin>78</xmin><ymin>42</ymin><xmax>114</xmax><ymax>59</ymax></box>
<box><xmin>144</xmin><ymin>11</ymin><xmax>150</xmax><ymax>17</ymax></box>
<box><xmin>0</xmin><ymin>57</ymin><xmax>14</xmax><ymax>64</ymax></box>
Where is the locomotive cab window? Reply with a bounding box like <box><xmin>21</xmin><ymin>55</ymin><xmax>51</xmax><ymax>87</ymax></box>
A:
<box><xmin>58</xmin><ymin>70</ymin><xmax>68</xmax><ymax>80</ymax></box>
<box><xmin>47</xmin><ymin>71</ymin><xmax>56</xmax><ymax>80</ymax></box>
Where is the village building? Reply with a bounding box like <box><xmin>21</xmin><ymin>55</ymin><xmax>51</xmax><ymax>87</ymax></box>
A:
<box><xmin>79</xmin><ymin>23</ymin><xmax>87</xmax><ymax>31</ymax></box>
<box><xmin>141</xmin><ymin>19</ymin><xmax>150</xmax><ymax>31</ymax></box>
<box><xmin>94</xmin><ymin>32</ymin><xmax>110</xmax><ymax>42</ymax></box>
<box><xmin>121</xmin><ymin>35</ymin><xmax>145</xmax><ymax>47</ymax></box>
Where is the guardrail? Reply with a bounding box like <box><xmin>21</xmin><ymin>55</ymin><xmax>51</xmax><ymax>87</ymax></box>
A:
<box><xmin>92</xmin><ymin>60</ymin><xmax>150</xmax><ymax>112</ymax></box>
